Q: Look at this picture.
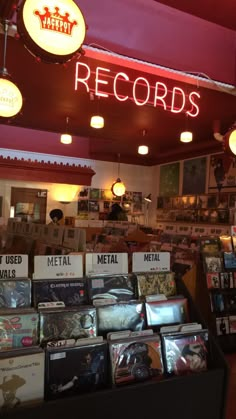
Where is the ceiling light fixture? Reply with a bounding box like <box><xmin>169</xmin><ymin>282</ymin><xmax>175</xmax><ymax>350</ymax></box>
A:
<box><xmin>229</xmin><ymin>129</ymin><xmax>236</xmax><ymax>155</ymax></box>
<box><xmin>180</xmin><ymin>131</ymin><xmax>193</xmax><ymax>143</ymax></box>
<box><xmin>60</xmin><ymin>117</ymin><xmax>72</xmax><ymax>145</ymax></box>
<box><xmin>0</xmin><ymin>20</ymin><xmax>23</xmax><ymax>118</ymax></box>
<box><xmin>138</xmin><ymin>129</ymin><xmax>149</xmax><ymax>154</ymax></box>
<box><xmin>90</xmin><ymin>115</ymin><xmax>104</xmax><ymax>129</ymax></box>
<box><xmin>144</xmin><ymin>194</ymin><xmax>152</xmax><ymax>203</ymax></box>
<box><xmin>111</xmin><ymin>153</ymin><xmax>126</xmax><ymax>197</ymax></box>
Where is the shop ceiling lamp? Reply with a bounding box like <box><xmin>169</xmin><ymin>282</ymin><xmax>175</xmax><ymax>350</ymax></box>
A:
<box><xmin>214</xmin><ymin>121</ymin><xmax>236</xmax><ymax>155</ymax></box>
<box><xmin>0</xmin><ymin>20</ymin><xmax>23</xmax><ymax>118</ymax></box>
<box><xmin>228</xmin><ymin>128</ymin><xmax>236</xmax><ymax>155</ymax></box>
<box><xmin>60</xmin><ymin>117</ymin><xmax>72</xmax><ymax>144</ymax></box>
<box><xmin>138</xmin><ymin>129</ymin><xmax>149</xmax><ymax>154</ymax></box>
<box><xmin>180</xmin><ymin>131</ymin><xmax>193</xmax><ymax>143</ymax></box>
<box><xmin>111</xmin><ymin>153</ymin><xmax>126</xmax><ymax>197</ymax></box>
<box><xmin>144</xmin><ymin>194</ymin><xmax>152</xmax><ymax>203</ymax></box>
<box><xmin>90</xmin><ymin>115</ymin><xmax>104</xmax><ymax>129</ymax></box>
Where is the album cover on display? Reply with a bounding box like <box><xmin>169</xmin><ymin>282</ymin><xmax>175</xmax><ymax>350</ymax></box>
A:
<box><xmin>33</xmin><ymin>278</ymin><xmax>88</xmax><ymax>307</ymax></box>
<box><xmin>45</xmin><ymin>340</ymin><xmax>108</xmax><ymax>400</ymax></box>
<box><xmin>0</xmin><ymin>279</ymin><xmax>31</xmax><ymax>308</ymax></box>
<box><xmin>0</xmin><ymin>348</ymin><xmax>44</xmax><ymax>409</ymax></box>
<box><xmin>210</xmin><ymin>292</ymin><xmax>225</xmax><ymax>312</ymax></box>
<box><xmin>232</xmin><ymin>236</ymin><xmax>236</xmax><ymax>253</ymax></box>
<box><xmin>109</xmin><ymin>333</ymin><xmax>164</xmax><ymax>386</ymax></box>
<box><xmin>203</xmin><ymin>255</ymin><xmax>223</xmax><ymax>272</ymax></box>
<box><xmin>199</xmin><ymin>238</ymin><xmax>221</xmax><ymax>255</ymax></box>
<box><xmin>0</xmin><ymin>310</ymin><xmax>38</xmax><ymax>351</ymax></box>
<box><xmin>136</xmin><ymin>272</ymin><xmax>176</xmax><ymax>298</ymax></box>
<box><xmin>229</xmin><ymin>316</ymin><xmax>236</xmax><ymax>334</ymax></box>
<box><xmin>96</xmin><ymin>302</ymin><xmax>145</xmax><ymax>337</ymax></box>
<box><xmin>87</xmin><ymin>274</ymin><xmax>137</xmax><ymax>303</ymax></box>
<box><xmin>216</xmin><ymin>316</ymin><xmax>230</xmax><ymax>335</ymax></box>
<box><xmin>219</xmin><ymin>235</ymin><xmax>233</xmax><ymax>252</ymax></box>
<box><xmin>223</xmin><ymin>252</ymin><xmax>236</xmax><ymax>270</ymax></box>
<box><xmin>145</xmin><ymin>298</ymin><xmax>188</xmax><ymax>328</ymax></box>
<box><xmin>206</xmin><ymin>273</ymin><xmax>220</xmax><ymax>289</ymax></box>
<box><xmin>220</xmin><ymin>272</ymin><xmax>234</xmax><ymax>288</ymax></box>
<box><xmin>162</xmin><ymin>329</ymin><xmax>209</xmax><ymax>376</ymax></box>
<box><xmin>39</xmin><ymin>306</ymin><xmax>97</xmax><ymax>345</ymax></box>
<box><xmin>224</xmin><ymin>293</ymin><xmax>236</xmax><ymax>312</ymax></box>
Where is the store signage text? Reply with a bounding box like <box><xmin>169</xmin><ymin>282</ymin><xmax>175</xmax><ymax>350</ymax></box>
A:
<box><xmin>75</xmin><ymin>62</ymin><xmax>200</xmax><ymax>116</ymax></box>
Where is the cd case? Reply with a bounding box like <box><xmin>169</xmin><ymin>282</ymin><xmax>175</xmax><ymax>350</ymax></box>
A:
<box><xmin>0</xmin><ymin>279</ymin><xmax>31</xmax><ymax>308</ymax></box>
<box><xmin>0</xmin><ymin>348</ymin><xmax>45</xmax><ymax>409</ymax></box>
<box><xmin>109</xmin><ymin>332</ymin><xmax>164</xmax><ymax>386</ymax></box>
<box><xmin>87</xmin><ymin>273</ymin><xmax>137</xmax><ymax>303</ymax></box>
<box><xmin>96</xmin><ymin>302</ymin><xmax>145</xmax><ymax>337</ymax></box>
<box><xmin>39</xmin><ymin>306</ymin><xmax>97</xmax><ymax>345</ymax></box>
<box><xmin>32</xmin><ymin>278</ymin><xmax>88</xmax><ymax>307</ymax></box>
<box><xmin>0</xmin><ymin>310</ymin><xmax>39</xmax><ymax>351</ymax></box>
<box><xmin>145</xmin><ymin>298</ymin><xmax>188</xmax><ymax>328</ymax></box>
<box><xmin>45</xmin><ymin>340</ymin><xmax>108</xmax><ymax>400</ymax></box>
<box><xmin>136</xmin><ymin>272</ymin><xmax>176</xmax><ymax>298</ymax></box>
<box><xmin>162</xmin><ymin>329</ymin><xmax>209</xmax><ymax>375</ymax></box>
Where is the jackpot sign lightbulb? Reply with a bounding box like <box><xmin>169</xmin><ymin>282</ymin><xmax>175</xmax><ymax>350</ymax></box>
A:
<box><xmin>17</xmin><ymin>0</ymin><xmax>86</xmax><ymax>63</ymax></box>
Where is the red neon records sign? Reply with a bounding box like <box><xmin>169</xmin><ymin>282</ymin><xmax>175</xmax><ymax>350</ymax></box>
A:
<box><xmin>17</xmin><ymin>0</ymin><xmax>86</xmax><ymax>64</ymax></box>
<box><xmin>74</xmin><ymin>62</ymin><xmax>200</xmax><ymax>116</ymax></box>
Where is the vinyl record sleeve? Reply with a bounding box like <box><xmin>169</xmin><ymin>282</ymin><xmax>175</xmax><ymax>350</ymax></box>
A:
<box><xmin>87</xmin><ymin>273</ymin><xmax>137</xmax><ymax>303</ymax></box>
<box><xmin>137</xmin><ymin>272</ymin><xmax>176</xmax><ymax>298</ymax></box>
<box><xmin>109</xmin><ymin>334</ymin><xmax>164</xmax><ymax>386</ymax></box>
<box><xmin>39</xmin><ymin>306</ymin><xmax>97</xmax><ymax>345</ymax></box>
<box><xmin>97</xmin><ymin>302</ymin><xmax>145</xmax><ymax>337</ymax></box>
<box><xmin>206</xmin><ymin>272</ymin><xmax>220</xmax><ymax>289</ymax></box>
<box><xmin>0</xmin><ymin>310</ymin><xmax>39</xmax><ymax>351</ymax></box>
<box><xmin>145</xmin><ymin>298</ymin><xmax>188</xmax><ymax>328</ymax></box>
<box><xmin>203</xmin><ymin>255</ymin><xmax>223</xmax><ymax>272</ymax></box>
<box><xmin>33</xmin><ymin>278</ymin><xmax>88</xmax><ymax>307</ymax></box>
<box><xmin>223</xmin><ymin>252</ymin><xmax>236</xmax><ymax>270</ymax></box>
<box><xmin>0</xmin><ymin>279</ymin><xmax>31</xmax><ymax>308</ymax></box>
<box><xmin>0</xmin><ymin>348</ymin><xmax>45</xmax><ymax>409</ymax></box>
<box><xmin>162</xmin><ymin>329</ymin><xmax>209</xmax><ymax>375</ymax></box>
<box><xmin>45</xmin><ymin>341</ymin><xmax>108</xmax><ymax>400</ymax></box>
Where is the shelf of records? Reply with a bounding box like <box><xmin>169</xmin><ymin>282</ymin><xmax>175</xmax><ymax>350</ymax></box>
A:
<box><xmin>156</xmin><ymin>192</ymin><xmax>236</xmax><ymax>226</ymax></box>
<box><xmin>0</xmin><ymin>251</ymin><xmax>217</xmax><ymax>411</ymax></box>
<box><xmin>77</xmin><ymin>188</ymin><xmax>144</xmax><ymax>220</ymax></box>
<box><xmin>201</xmin><ymin>235</ymin><xmax>236</xmax><ymax>346</ymax></box>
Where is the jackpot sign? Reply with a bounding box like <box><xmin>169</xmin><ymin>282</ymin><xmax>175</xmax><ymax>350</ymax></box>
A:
<box><xmin>74</xmin><ymin>62</ymin><xmax>201</xmax><ymax>116</ymax></box>
<box><xmin>17</xmin><ymin>0</ymin><xmax>86</xmax><ymax>63</ymax></box>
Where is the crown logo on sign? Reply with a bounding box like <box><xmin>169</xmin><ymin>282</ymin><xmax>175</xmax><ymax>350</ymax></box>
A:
<box><xmin>34</xmin><ymin>6</ymin><xmax>78</xmax><ymax>36</ymax></box>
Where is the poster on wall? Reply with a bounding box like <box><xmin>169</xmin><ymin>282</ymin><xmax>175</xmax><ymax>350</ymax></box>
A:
<box><xmin>159</xmin><ymin>162</ymin><xmax>180</xmax><ymax>196</ymax></box>
<box><xmin>208</xmin><ymin>153</ymin><xmax>236</xmax><ymax>192</ymax></box>
<box><xmin>182</xmin><ymin>157</ymin><xmax>206</xmax><ymax>194</ymax></box>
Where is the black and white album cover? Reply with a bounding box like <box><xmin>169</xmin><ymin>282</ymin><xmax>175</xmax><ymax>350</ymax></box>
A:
<box><xmin>33</xmin><ymin>278</ymin><xmax>87</xmax><ymax>307</ymax></box>
<box><xmin>87</xmin><ymin>274</ymin><xmax>136</xmax><ymax>303</ymax></box>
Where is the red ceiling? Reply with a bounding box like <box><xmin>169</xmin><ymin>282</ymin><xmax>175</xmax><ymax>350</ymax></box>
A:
<box><xmin>0</xmin><ymin>0</ymin><xmax>235</xmax><ymax>166</ymax></box>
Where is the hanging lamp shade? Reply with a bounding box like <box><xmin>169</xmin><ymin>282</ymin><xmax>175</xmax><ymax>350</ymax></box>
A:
<box><xmin>60</xmin><ymin>133</ymin><xmax>72</xmax><ymax>144</ymax></box>
<box><xmin>180</xmin><ymin>131</ymin><xmax>193</xmax><ymax>143</ymax></box>
<box><xmin>228</xmin><ymin>129</ymin><xmax>236</xmax><ymax>155</ymax></box>
<box><xmin>0</xmin><ymin>77</ymin><xmax>23</xmax><ymax>117</ymax></box>
<box><xmin>111</xmin><ymin>178</ymin><xmax>126</xmax><ymax>197</ymax></box>
<box><xmin>90</xmin><ymin>115</ymin><xmax>104</xmax><ymax>129</ymax></box>
<box><xmin>138</xmin><ymin>145</ymin><xmax>149</xmax><ymax>155</ymax></box>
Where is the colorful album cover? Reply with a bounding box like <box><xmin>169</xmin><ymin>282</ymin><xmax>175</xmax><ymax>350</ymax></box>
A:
<box><xmin>109</xmin><ymin>334</ymin><xmax>164</xmax><ymax>386</ymax></box>
<box><xmin>219</xmin><ymin>235</ymin><xmax>233</xmax><ymax>252</ymax></box>
<box><xmin>45</xmin><ymin>340</ymin><xmax>108</xmax><ymax>400</ymax></box>
<box><xmin>89</xmin><ymin>188</ymin><xmax>100</xmax><ymax>200</ymax></box>
<box><xmin>0</xmin><ymin>348</ymin><xmax>45</xmax><ymax>409</ymax></box>
<box><xmin>32</xmin><ymin>278</ymin><xmax>87</xmax><ymax>307</ymax></box>
<box><xmin>162</xmin><ymin>329</ymin><xmax>208</xmax><ymax>375</ymax></box>
<box><xmin>229</xmin><ymin>316</ymin><xmax>236</xmax><ymax>334</ymax></box>
<box><xmin>96</xmin><ymin>302</ymin><xmax>145</xmax><ymax>337</ymax></box>
<box><xmin>39</xmin><ymin>307</ymin><xmax>97</xmax><ymax>345</ymax></box>
<box><xmin>232</xmin><ymin>236</ymin><xmax>236</xmax><ymax>252</ymax></box>
<box><xmin>223</xmin><ymin>252</ymin><xmax>236</xmax><ymax>270</ymax></box>
<box><xmin>0</xmin><ymin>279</ymin><xmax>31</xmax><ymax>308</ymax></box>
<box><xmin>0</xmin><ymin>311</ymin><xmax>38</xmax><ymax>351</ymax></box>
<box><xmin>203</xmin><ymin>255</ymin><xmax>223</xmax><ymax>272</ymax></box>
<box><xmin>136</xmin><ymin>272</ymin><xmax>176</xmax><ymax>298</ymax></box>
<box><xmin>200</xmin><ymin>238</ymin><xmax>220</xmax><ymax>254</ymax></box>
<box><xmin>220</xmin><ymin>272</ymin><xmax>234</xmax><ymax>288</ymax></box>
<box><xmin>206</xmin><ymin>273</ymin><xmax>220</xmax><ymax>289</ymax></box>
<box><xmin>216</xmin><ymin>317</ymin><xmax>229</xmax><ymax>335</ymax></box>
<box><xmin>210</xmin><ymin>293</ymin><xmax>225</xmax><ymax>312</ymax></box>
<box><xmin>88</xmin><ymin>274</ymin><xmax>137</xmax><ymax>303</ymax></box>
<box><xmin>88</xmin><ymin>200</ymin><xmax>100</xmax><ymax>212</ymax></box>
<box><xmin>145</xmin><ymin>298</ymin><xmax>188</xmax><ymax>328</ymax></box>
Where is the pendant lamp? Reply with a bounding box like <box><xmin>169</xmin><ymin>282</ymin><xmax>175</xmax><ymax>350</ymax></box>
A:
<box><xmin>111</xmin><ymin>153</ymin><xmax>126</xmax><ymax>197</ymax></box>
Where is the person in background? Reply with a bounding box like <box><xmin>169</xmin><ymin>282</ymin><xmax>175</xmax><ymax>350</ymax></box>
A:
<box><xmin>107</xmin><ymin>203</ymin><xmax>128</xmax><ymax>221</ymax></box>
<box><xmin>48</xmin><ymin>209</ymin><xmax>64</xmax><ymax>225</ymax></box>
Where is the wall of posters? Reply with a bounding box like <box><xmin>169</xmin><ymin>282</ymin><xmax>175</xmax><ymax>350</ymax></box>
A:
<box><xmin>182</xmin><ymin>157</ymin><xmax>206</xmax><ymax>195</ymax></box>
<box><xmin>208</xmin><ymin>153</ymin><xmax>236</xmax><ymax>192</ymax></box>
<box><xmin>159</xmin><ymin>163</ymin><xmax>180</xmax><ymax>196</ymax></box>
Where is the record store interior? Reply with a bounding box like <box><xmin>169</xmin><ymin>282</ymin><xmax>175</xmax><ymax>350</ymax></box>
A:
<box><xmin>0</xmin><ymin>1</ymin><xmax>236</xmax><ymax>418</ymax></box>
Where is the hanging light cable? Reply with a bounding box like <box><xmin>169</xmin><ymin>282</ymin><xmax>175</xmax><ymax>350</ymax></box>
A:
<box><xmin>0</xmin><ymin>19</ymin><xmax>23</xmax><ymax>118</ymax></box>
<box><xmin>111</xmin><ymin>153</ymin><xmax>126</xmax><ymax>197</ymax></box>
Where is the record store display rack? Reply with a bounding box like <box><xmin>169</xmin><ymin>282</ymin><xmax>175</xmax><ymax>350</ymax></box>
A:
<box><xmin>0</xmin><ymin>251</ymin><xmax>228</xmax><ymax>419</ymax></box>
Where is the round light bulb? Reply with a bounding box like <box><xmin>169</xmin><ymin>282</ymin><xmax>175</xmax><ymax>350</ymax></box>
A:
<box><xmin>0</xmin><ymin>78</ymin><xmax>23</xmax><ymax>117</ymax></box>
<box><xmin>90</xmin><ymin>115</ymin><xmax>104</xmax><ymax>129</ymax></box>
<box><xmin>180</xmin><ymin>131</ymin><xmax>193</xmax><ymax>143</ymax></box>
<box><xmin>138</xmin><ymin>145</ymin><xmax>149</xmax><ymax>155</ymax></box>
<box><xmin>229</xmin><ymin>130</ymin><xmax>236</xmax><ymax>155</ymax></box>
<box><xmin>111</xmin><ymin>179</ymin><xmax>126</xmax><ymax>197</ymax></box>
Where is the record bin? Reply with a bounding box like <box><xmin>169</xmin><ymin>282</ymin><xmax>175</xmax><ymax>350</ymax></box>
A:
<box><xmin>3</xmin><ymin>279</ymin><xmax>229</xmax><ymax>419</ymax></box>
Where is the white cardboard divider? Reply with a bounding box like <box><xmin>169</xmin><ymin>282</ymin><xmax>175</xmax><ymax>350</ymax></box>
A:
<box><xmin>0</xmin><ymin>254</ymin><xmax>28</xmax><ymax>279</ymax></box>
<box><xmin>33</xmin><ymin>254</ymin><xmax>83</xmax><ymax>280</ymax></box>
<box><xmin>85</xmin><ymin>253</ymin><xmax>128</xmax><ymax>275</ymax></box>
<box><xmin>132</xmin><ymin>252</ymin><xmax>170</xmax><ymax>273</ymax></box>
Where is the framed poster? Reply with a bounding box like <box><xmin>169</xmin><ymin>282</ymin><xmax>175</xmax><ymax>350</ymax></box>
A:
<box><xmin>182</xmin><ymin>157</ymin><xmax>206</xmax><ymax>194</ymax></box>
<box><xmin>208</xmin><ymin>153</ymin><xmax>236</xmax><ymax>192</ymax></box>
<box><xmin>159</xmin><ymin>162</ymin><xmax>180</xmax><ymax>196</ymax></box>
